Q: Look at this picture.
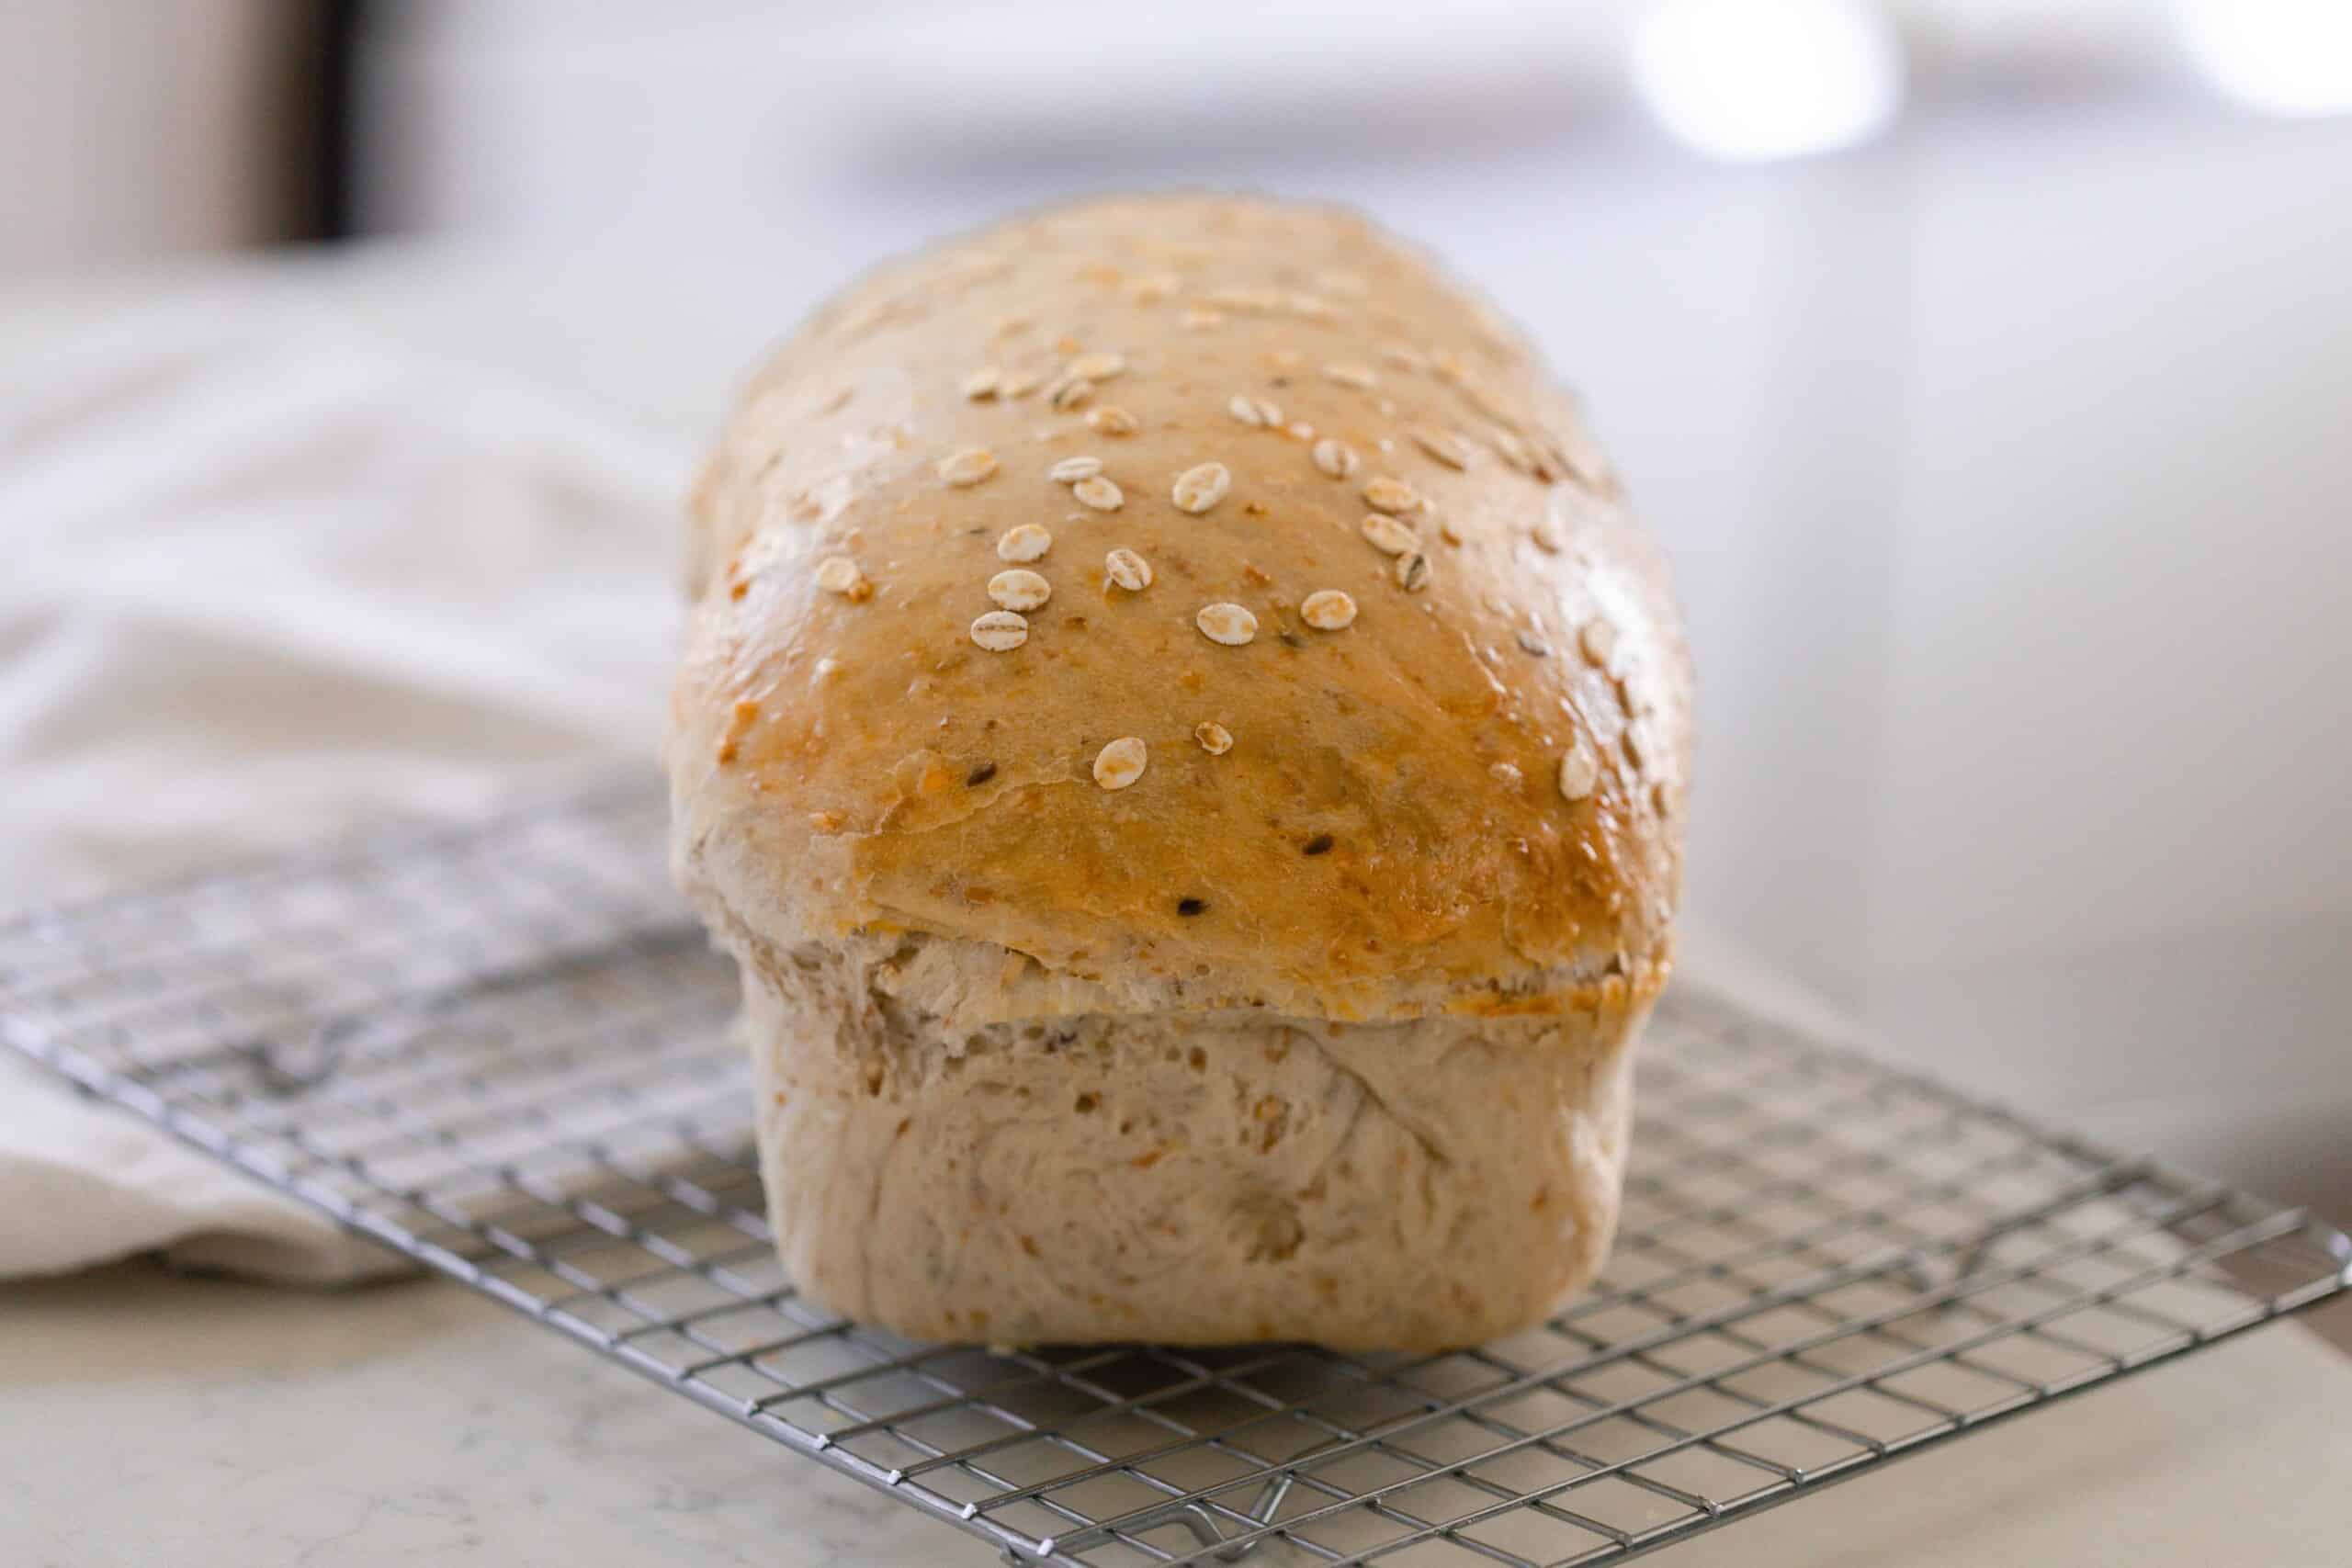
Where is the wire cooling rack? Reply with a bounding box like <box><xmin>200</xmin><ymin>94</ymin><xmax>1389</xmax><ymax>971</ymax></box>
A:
<box><xmin>3</xmin><ymin>778</ymin><xmax>2346</xmax><ymax>1567</ymax></box>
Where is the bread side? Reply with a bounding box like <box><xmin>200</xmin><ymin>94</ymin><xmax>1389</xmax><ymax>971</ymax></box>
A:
<box><xmin>721</xmin><ymin>920</ymin><xmax>1648</xmax><ymax>1350</ymax></box>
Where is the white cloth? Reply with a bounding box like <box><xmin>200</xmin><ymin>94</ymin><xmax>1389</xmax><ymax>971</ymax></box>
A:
<box><xmin>0</xmin><ymin>289</ymin><xmax>689</xmax><ymax>1280</ymax></box>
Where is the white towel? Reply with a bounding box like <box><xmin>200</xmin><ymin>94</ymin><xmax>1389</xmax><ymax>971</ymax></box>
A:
<box><xmin>0</xmin><ymin>291</ymin><xmax>690</xmax><ymax>1280</ymax></box>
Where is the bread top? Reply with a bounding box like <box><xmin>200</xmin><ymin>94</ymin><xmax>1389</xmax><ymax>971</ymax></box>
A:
<box><xmin>670</xmin><ymin>194</ymin><xmax>1690</xmax><ymax>1023</ymax></box>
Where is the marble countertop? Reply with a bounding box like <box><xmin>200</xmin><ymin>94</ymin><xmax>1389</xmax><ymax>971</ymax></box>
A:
<box><xmin>6</xmin><ymin>1263</ymin><xmax>2350</xmax><ymax>1567</ymax></box>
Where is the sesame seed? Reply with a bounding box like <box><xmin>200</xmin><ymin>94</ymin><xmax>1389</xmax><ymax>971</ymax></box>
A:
<box><xmin>1047</xmin><ymin>376</ymin><xmax>1094</xmax><ymax>412</ymax></box>
<box><xmin>1530</xmin><ymin>517</ymin><xmax>1565</xmax><ymax>554</ymax></box>
<box><xmin>961</xmin><ymin>367</ymin><xmax>1001</xmax><ymax>400</ymax></box>
<box><xmin>966</xmin><ymin>761</ymin><xmax>998</xmax><ymax>786</ymax></box>
<box><xmin>1194</xmin><ymin>721</ymin><xmax>1234</xmax><ymax>754</ymax></box>
<box><xmin>1516</xmin><ymin>629</ymin><xmax>1553</xmax><ymax>658</ymax></box>
<box><xmin>1092</xmin><ymin>736</ymin><xmax>1148</xmax><ymax>791</ymax></box>
<box><xmin>988</xmin><ymin>569</ymin><xmax>1051</xmax><ymax>612</ymax></box>
<box><xmin>1412</xmin><ymin>427</ymin><xmax>1475</xmax><ymax>470</ymax></box>
<box><xmin>1284</xmin><ymin>421</ymin><xmax>1315</xmax><ymax>441</ymax></box>
<box><xmin>939</xmin><ymin>447</ymin><xmax>999</xmax><ymax>487</ymax></box>
<box><xmin>970</xmin><ymin>611</ymin><xmax>1029</xmax><ymax>652</ymax></box>
<box><xmin>1438</xmin><ymin>516</ymin><xmax>1465</xmax><ymax>546</ymax></box>
<box><xmin>1360</xmin><ymin>513</ymin><xmax>1419</xmax><ymax>556</ymax></box>
<box><xmin>1087</xmin><ymin>405</ymin><xmax>1140</xmax><ymax>436</ymax></box>
<box><xmin>1067</xmin><ymin>351</ymin><xmax>1126</xmax><ymax>381</ymax></box>
<box><xmin>1072</xmin><ymin>475</ymin><xmax>1125</xmax><ymax>512</ymax></box>
<box><xmin>1312</xmin><ymin>438</ymin><xmax>1361</xmax><ymax>479</ymax></box>
<box><xmin>1302</xmin><ymin>832</ymin><xmax>1335</xmax><ymax>855</ymax></box>
<box><xmin>1362</xmin><ymin>475</ymin><xmax>1421</xmax><ymax>514</ymax></box>
<box><xmin>1049</xmin><ymin>456</ymin><xmax>1104</xmax><ymax>483</ymax></box>
<box><xmin>1171</xmin><ymin>462</ymin><xmax>1232</xmax><ymax>514</ymax></box>
<box><xmin>814</xmin><ymin>556</ymin><xmax>868</xmax><ymax>599</ymax></box>
<box><xmin>1623</xmin><ymin>723</ymin><xmax>1650</xmax><ymax>771</ymax></box>
<box><xmin>1579</xmin><ymin>617</ymin><xmax>1618</xmax><ymax>666</ymax></box>
<box><xmin>1182</xmin><ymin>308</ymin><xmax>1226</xmax><ymax>331</ymax></box>
<box><xmin>1103</xmin><ymin>547</ymin><xmax>1153</xmax><ymax>592</ymax></box>
<box><xmin>1380</xmin><ymin>344</ymin><xmax>1430</xmax><ymax>373</ymax></box>
<box><xmin>1000</xmin><ymin>368</ymin><xmax>1043</xmax><ymax>400</ymax></box>
<box><xmin>1227</xmin><ymin>394</ymin><xmax>1282</xmax><ymax>429</ymax></box>
<box><xmin>1176</xmin><ymin>897</ymin><xmax>1207</xmax><ymax>916</ymax></box>
<box><xmin>1558</xmin><ymin>743</ymin><xmax>1600</xmax><ymax>801</ymax></box>
<box><xmin>809</xmin><ymin>809</ymin><xmax>847</xmax><ymax>832</ymax></box>
<box><xmin>1270</xmin><ymin>348</ymin><xmax>1304</xmax><ymax>370</ymax></box>
<box><xmin>1300</xmin><ymin>589</ymin><xmax>1357</xmax><ymax>630</ymax></box>
<box><xmin>1394</xmin><ymin>551</ymin><xmax>1431</xmax><ymax>592</ymax></box>
<box><xmin>996</xmin><ymin>524</ymin><xmax>1052</xmax><ymax>562</ymax></box>
<box><xmin>1322</xmin><ymin>361</ymin><xmax>1377</xmax><ymax>390</ymax></box>
<box><xmin>1489</xmin><ymin>761</ymin><xmax>1523</xmax><ymax>787</ymax></box>
<box><xmin>1195</xmin><ymin>602</ymin><xmax>1259</xmax><ymax>647</ymax></box>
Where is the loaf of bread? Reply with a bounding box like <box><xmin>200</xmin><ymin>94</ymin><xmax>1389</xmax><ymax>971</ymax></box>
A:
<box><xmin>667</xmin><ymin>194</ymin><xmax>1690</xmax><ymax>1350</ymax></box>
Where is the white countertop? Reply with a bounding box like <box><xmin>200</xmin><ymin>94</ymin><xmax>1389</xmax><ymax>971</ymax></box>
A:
<box><xmin>6</xmin><ymin>1264</ymin><xmax>2349</xmax><ymax>1567</ymax></box>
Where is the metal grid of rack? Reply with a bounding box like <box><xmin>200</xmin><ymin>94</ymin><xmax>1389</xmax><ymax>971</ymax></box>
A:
<box><xmin>3</xmin><ymin>777</ymin><xmax>2345</xmax><ymax>1567</ymax></box>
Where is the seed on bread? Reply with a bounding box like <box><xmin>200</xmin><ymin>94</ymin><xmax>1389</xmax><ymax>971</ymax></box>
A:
<box><xmin>1171</xmin><ymin>462</ymin><xmax>1232</xmax><ymax>514</ymax></box>
<box><xmin>988</xmin><ymin>569</ymin><xmax>1051</xmax><ymax>612</ymax></box>
<box><xmin>1103</xmin><ymin>547</ymin><xmax>1152</xmax><ymax>592</ymax></box>
<box><xmin>939</xmin><ymin>446</ymin><xmax>1001</xmax><ymax>487</ymax></box>
<box><xmin>1092</xmin><ymin>736</ymin><xmax>1148</xmax><ymax>790</ymax></box>
<box><xmin>969</xmin><ymin>610</ymin><xmax>1028</xmax><ymax>651</ymax></box>
<box><xmin>814</xmin><ymin>556</ymin><xmax>869</xmax><ymax>600</ymax></box>
<box><xmin>996</xmin><ymin>524</ymin><xmax>1052</xmax><ymax>563</ymax></box>
<box><xmin>1311</xmin><ymin>438</ymin><xmax>1360</xmax><ymax>479</ymax></box>
<box><xmin>1072</xmin><ymin>475</ymin><xmax>1124</xmax><ymax>512</ymax></box>
<box><xmin>1361</xmin><ymin>513</ymin><xmax>1419</xmax><ymax>556</ymax></box>
<box><xmin>1558</xmin><ymin>742</ymin><xmax>1600</xmax><ymax>801</ymax></box>
<box><xmin>1300</xmin><ymin>590</ymin><xmax>1357</xmax><ymax>630</ymax></box>
<box><xmin>1195</xmin><ymin>602</ymin><xmax>1258</xmax><ymax>646</ymax></box>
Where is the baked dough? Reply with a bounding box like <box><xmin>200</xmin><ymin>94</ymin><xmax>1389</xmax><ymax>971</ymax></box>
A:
<box><xmin>668</xmin><ymin>194</ymin><xmax>1690</xmax><ymax>1348</ymax></box>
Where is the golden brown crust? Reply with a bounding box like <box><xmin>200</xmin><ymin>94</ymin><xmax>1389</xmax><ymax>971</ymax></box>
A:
<box><xmin>669</xmin><ymin>194</ymin><xmax>1690</xmax><ymax>1021</ymax></box>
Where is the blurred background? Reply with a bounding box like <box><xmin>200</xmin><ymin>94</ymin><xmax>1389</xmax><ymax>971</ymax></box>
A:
<box><xmin>4</xmin><ymin>0</ymin><xmax>2346</xmax><ymax>1216</ymax></box>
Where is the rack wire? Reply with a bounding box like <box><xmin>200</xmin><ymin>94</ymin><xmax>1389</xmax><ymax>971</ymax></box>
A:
<box><xmin>3</xmin><ymin>775</ymin><xmax>2345</xmax><ymax>1567</ymax></box>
